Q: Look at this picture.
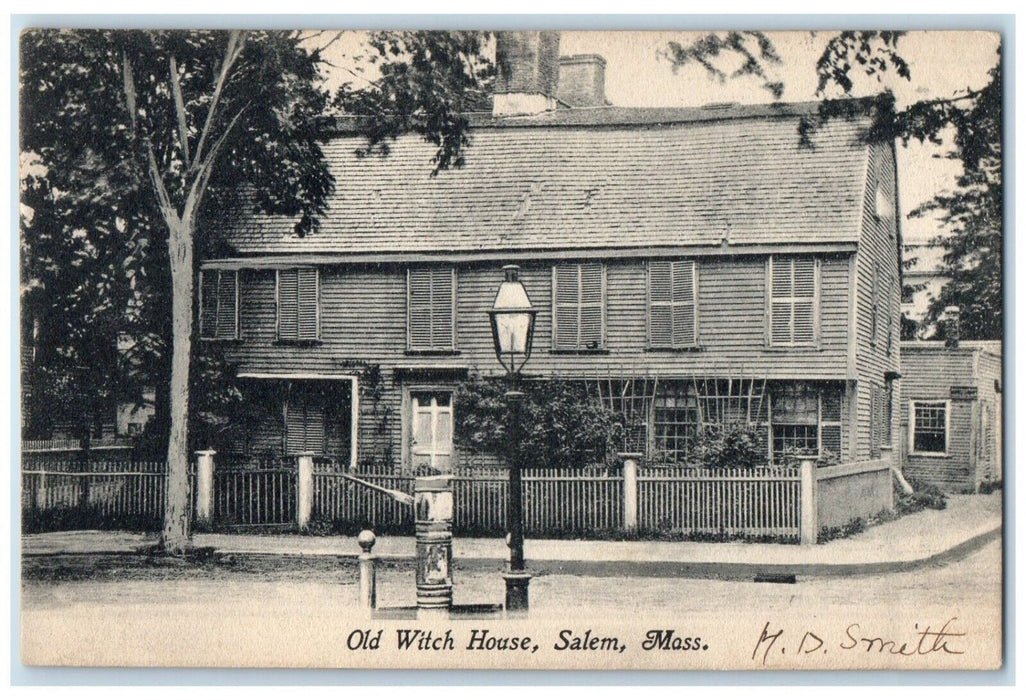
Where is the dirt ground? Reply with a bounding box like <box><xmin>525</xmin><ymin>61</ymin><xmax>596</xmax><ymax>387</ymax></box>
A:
<box><xmin>22</xmin><ymin>538</ymin><xmax>1001</xmax><ymax>615</ymax></box>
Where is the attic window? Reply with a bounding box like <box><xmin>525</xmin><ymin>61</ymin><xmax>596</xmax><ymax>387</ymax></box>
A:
<box><xmin>874</xmin><ymin>186</ymin><xmax>894</xmax><ymax>222</ymax></box>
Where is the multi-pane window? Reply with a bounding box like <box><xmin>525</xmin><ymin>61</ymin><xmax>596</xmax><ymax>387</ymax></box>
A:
<box><xmin>648</xmin><ymin>260</ymin><xmax>698</xmax><ymax>348</ymax></box>
<box><xmin>199</xmin><ymin>269</ymin><xmax>238</xmax><ymax>340</ymax></box>
<box><xmin>910</xmin><ymin>401</ymin><xmax>948</xmax><ymax>455</ymax></box>
<box><xmin>770</xmin><ymin>383</ymin><xmax>844</xmax><ymax>463</ymax></box>
<box><xmin>277</xmin><ymin>268</ymin><xmax>319</xmax><ymax>341</ymax></box>
<box><xmin>768</xmin><ymin>256</ymin><xmax>818</xmax><ymax>346</ymax></box>
<box><xmin>407</xmin><ymin>267</ymin><xmax>456</xmax><ymax>351</ymax></box>
<box><xmin>553</xmin><ymin>262</ymin><xmax>605</xmax><ymax>350</ymax></box>
<box><xmin>652</xmin><ymin>382</ymin><xmax>701</xmax><ymax>463</ymax></box>
<box><xmin>771</xmin><ymin>384</ymin><xmax>819</xmax><ymax>462</ymax></box>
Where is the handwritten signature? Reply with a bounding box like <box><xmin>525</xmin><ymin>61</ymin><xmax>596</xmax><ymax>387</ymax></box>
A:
<box><xmin>752</xmin><ymin>618</ymin><xmax>966</xmax><ymax>665</ymax></box>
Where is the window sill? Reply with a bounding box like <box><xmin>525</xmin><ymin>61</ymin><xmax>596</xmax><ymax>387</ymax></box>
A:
<box><xmin>199</xmin><ymin>337</ymin><xmax>242</xmax><ymax>344</ymax></box>
<box><xmin>549</xmin><ymin>348</ymin><xmax>609</xmax><ymax>355</ymax></box>
<box><xmin>764</xmin><ymin>345</ymin><xmax>822</xmax><ymax>352</ymax></box>
<box><xmin>909</xmin><ymin>451</ymin><xmax>949</xmax><ymax>458</ymax></box>
<box><xmin>274</xmin><ymin>339</ymin><xmax>323</xmax><ymax>347</ymax></box>
<box><xmin>645</xmin><ymin>346</ymin><xmax>705</xmax><ymax>353</ymax></box>
<box><xmin>405</xmin><ymin>349</ymin><xmax>461</xmax><ymax>357</ymax></box>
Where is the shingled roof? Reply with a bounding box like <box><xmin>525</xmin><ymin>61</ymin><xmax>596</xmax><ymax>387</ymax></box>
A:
<box><xmin>211</xmin><ymin>102</ymin><xmax>876</xmax><ymax>258</ymax></box>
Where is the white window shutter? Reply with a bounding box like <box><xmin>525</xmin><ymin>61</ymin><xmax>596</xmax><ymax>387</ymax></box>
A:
<box><xmin>672</xmin><ymin>261</ymin><xmax>696</xmax><ymax>347</ymax></box>
<box><xmin>648</xmin><ymin>260</ymin><xmax>673</xmax><ymax>348</ymax></box>
<box><xmin>579</xmin><ymin>262</ymin><xmax>604</xmax><ymax>349</ymax></box>
<box><xmin>554</xmin><ymin>264</ymin><xmax>580</xmax><ymax>349</ymax></box>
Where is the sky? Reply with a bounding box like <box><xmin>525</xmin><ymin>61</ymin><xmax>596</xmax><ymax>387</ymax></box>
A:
<box><xmin>320</xmin><ymin>30</ymin><xmax>1001</xmax><ymax>244</ymax></box>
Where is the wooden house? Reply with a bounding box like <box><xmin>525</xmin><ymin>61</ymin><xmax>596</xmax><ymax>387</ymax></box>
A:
<box><xmin>198</xmin><ymin>31</ymin><xmax>903</xmax><ymax>474</ymax></box>
<box><xmin>899</xmin><ymin>334</ymin><xmax>1002</xmax><ymax>492</ymax></box>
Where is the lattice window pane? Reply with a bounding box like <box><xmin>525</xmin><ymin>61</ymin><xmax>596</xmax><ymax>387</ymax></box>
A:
<box><xmin>913</xmin><ymin>402</ymin><xmax>947</xmax><ymax>453</ymax></box>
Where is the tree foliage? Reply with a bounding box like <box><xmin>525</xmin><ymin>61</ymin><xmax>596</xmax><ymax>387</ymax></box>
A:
<box><xmin>20</xmin><ymin>29</ymin><xmax>495</xmax><ymax>550</ymax></box>
<box><xmin>662</xmin><ymin>31</ymin><xmax>1002</xmax><ymax>340</ymax></box>
<box><xmin>454</xmin><ymin>375</ymin><xmax>624</xmax><ymax>470</ymax></box>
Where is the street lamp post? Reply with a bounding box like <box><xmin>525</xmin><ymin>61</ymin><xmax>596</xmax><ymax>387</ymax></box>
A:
<box><xmin>488</xmin><ymin>265</ymin><xmax>537</xmax><ymax>615</ymax></box>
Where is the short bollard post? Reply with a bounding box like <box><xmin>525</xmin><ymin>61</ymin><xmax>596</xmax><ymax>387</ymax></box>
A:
<box><xmin>619</xmin><ymin>452</ymin><xmax>642</xmax><ymax>532</ymax></box>
<box><xmin>358</xmin><ymin>530</ymin><xmax>378</xmax><ymax>610</ymax></box>
<box><xmin>296</xmin><ymin>452</ymin><xmax>315</xmax><ymax>530</ymax></box>
<box><xmin>195</xmin><ymin>449</ymin><xmax>216</xmax><ymax>526</ymax></box>
<box><xmin>799</xmin><ymin>457</ymin><xmax>819</xmax><ymax>545</ymax></box>
<box><xmin>414</xmin><ymin>474</ymin><xmax>454</xmax><ymax>618</ymax></box>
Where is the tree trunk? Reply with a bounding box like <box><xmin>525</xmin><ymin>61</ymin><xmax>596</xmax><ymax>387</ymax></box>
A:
<box><xmin>161</xmin><ymin>218</ymin><xmax>195</xmax><ymax>555</ymax></box>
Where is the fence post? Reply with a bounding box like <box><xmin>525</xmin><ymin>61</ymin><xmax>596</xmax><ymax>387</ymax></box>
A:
<box><xmin>195</xmin><ymin>449</ymin><xmax>216</xmax><ymax>526</ymax></box>
<box><xmin>619</xmin><ymin>452</ymin><xmax>642</xmax><ymax>532</ymax></box>
<box><xmin>296</xmin><ymin>452</ymin><xmax>315</xmax><ymax>530</ymax></box>
<box><xmin>799</xmin><ymin>458</ymin><xmax>819</xmax><ymax>545</ymax></box>
<box><xmin>358</xmin><ymin>530</ymin><xmax>378</xmax><ymax>610</ymax></box>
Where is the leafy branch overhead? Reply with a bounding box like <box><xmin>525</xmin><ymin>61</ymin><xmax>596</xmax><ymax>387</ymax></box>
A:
<box><xmin>662</xmin><ymin>30</ymin><xmax>1002</xmax><ymax>340</ymax></box>
<box><xmin>334</xmin><ymin>31</ymin><xmax>494</xmax><ymax>174</ymax></box>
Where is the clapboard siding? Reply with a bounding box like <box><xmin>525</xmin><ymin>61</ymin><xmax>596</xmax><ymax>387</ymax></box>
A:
<box><xmin>852</xmin><ymin>142</ymin><xmax>901</xmax><ymax>460</ymax></box>
<box><xmin>221</xmin><ymin>255</ymin><xmax>852</xmax><ymax>381</ymax></box>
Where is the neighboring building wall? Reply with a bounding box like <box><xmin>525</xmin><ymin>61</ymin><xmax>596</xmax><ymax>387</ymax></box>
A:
<box><xmin>852</xmin><ymin>141</ymin><xmax>902</xmax><ymax>463</ymax></box>
<box><xmin>899</xmin><ymin>343</ymin><xmax>1001</xmax><ymax>492</ymax></box>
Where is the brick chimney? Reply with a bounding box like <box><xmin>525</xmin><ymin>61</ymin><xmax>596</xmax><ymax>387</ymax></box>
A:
<box><xmin>943</xmin><ymin>305</ymin><xmax>961</xmax><ymax>348</ymax></box>
<box><xmin>557</xmin><ymin>54</ymin><xmax>607</xmax><ymax>108</ymax></box>
<box><xmin>493</xmin><ymin>31</ymin><xmax>560</xmax><ymax>117</ymax></box>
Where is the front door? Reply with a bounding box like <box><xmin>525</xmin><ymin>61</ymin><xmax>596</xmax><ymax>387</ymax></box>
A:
<box><xmin>410</xmin><ymin>391</ymin><xmax>454</xmax><ymax>472</ymax></box>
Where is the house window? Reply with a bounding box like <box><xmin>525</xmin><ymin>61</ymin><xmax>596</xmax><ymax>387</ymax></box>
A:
<box><xmin>910</xmin><ymin>401</ymin><xmax>949</xmax><ymax>455</ymax></box>
<box><xmin>652</xmin><ymin>382</ymin><xmax>700</xmax><ymax>463</ymax></box>
<box><xmin>277</xmin><ymin>268</ymin><xmax>319</xmax><ymax>341</ymax></box>
<box><xmin>407</xmin><ymin>267</ymin><xmax>456</xmax><ymax>351</ymax></box>
<box><xmin>768</xmin><ymin>256</ymin><xmax>818</xmax><ymax>346</ymax></box>
<box><xmin>771</xmin><ymin>384</ymin><xmax>819</xmax><ymax>462</ymax></box>
<box><xmin>409</xmin><ymin>391</ymin><xmax>454</xmax><ymax>472</ymax></box>
<box><xmin>648</xmin><ymin>260</ymin><xmax>698</xmax><ymax>349</ymax></box>
<box><xmin>199</xmin><ymin>269</ymin><xmax>238</xmax><ymax>340</ymax></box>
<box><xmin>770</xmin><ymin>383</ymin><xmax>844</xmax><ymax>463</ymax></box>
<box><xmin>553</xmin><ymin>262</ymin><xmax>605</xmax><ymax>351</ymax></box>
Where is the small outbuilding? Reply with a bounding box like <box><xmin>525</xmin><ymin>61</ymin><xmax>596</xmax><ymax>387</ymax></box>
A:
<box><xmin>899</xmin><ymin>332</ymin><xmax>1002</xmax><ymax>492</ymax></box>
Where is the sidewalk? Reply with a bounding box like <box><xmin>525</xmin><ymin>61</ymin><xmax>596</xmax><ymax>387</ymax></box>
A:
<box><xmin>21</xmin><ymin>493</ymin><xmax>1002</xmax><ymax>577</ymax></box>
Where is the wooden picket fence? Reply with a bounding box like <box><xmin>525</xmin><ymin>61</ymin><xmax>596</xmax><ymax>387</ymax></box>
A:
<box><xmin>21</xmin><ymin>456</ymin><xmax>802</xmax><ymax>539</ymax></box>
<box><xmin>21</xmin><ymin>460</ymin><xmax>171</xmax><ymax>532</ymax></box>
<box><xmin>637</xmin><ymin>465</ymin><xmax>801</xmax><ymax>536</ymax></box>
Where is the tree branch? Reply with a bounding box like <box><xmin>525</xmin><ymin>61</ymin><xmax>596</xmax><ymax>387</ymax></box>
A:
<box><xmin>192</xmin><ymin>30</ymin><xmax>248</xmax><ymax>170</ymax></box>
<box><xmin>183</xmin><ymin>103</ymin><xmax>249</xmax><ymax>225</ymax></box>
<box><xmin>169</xmin><ymin>55</ymin><xmax>192</xmax><ymax>167</ymax></box>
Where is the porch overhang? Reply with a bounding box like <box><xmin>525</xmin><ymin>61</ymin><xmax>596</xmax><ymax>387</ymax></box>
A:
<box><xmin>236</xmin><ymin>371</ymin><xmax>359</xmax><ymax>469</ymax></box>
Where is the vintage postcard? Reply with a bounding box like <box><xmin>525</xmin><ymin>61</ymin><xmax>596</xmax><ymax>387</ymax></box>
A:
<box><xmin>18</xmin><ymin>26</ymin><xmax>1004</xmax><ymax>671</ymax></box>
